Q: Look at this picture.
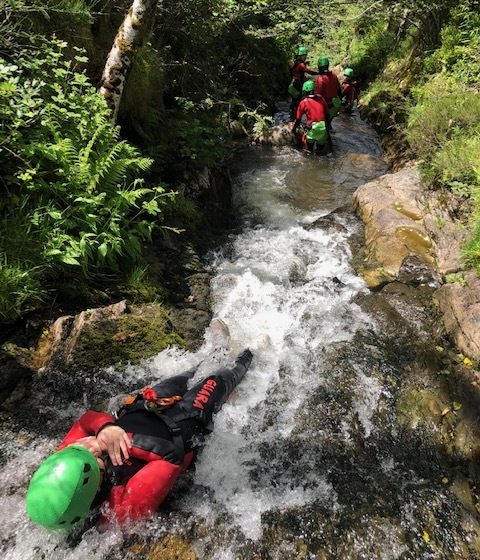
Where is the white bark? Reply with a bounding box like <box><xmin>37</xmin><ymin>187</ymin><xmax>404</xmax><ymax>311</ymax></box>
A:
<box><xmin>99</xmin><ymin>0</ymin><xmax>159</xmax><ymax>121</ymax></box>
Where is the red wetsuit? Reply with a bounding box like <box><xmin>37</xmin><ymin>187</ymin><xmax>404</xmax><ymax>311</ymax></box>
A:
<box><xmin>57</xmin><ymin>350</ymin><xmax>253</xmax><ymax>525</ymax></box>
<box><xmin>291</xmin><ymin>60</ymin><xmax>307</xmax><ymax>82</ymax></box>
<box><xmin>315</xmin><ymin>71</ymin><xmax>341</xmax><ymax>103</ymax></box>
<box><xmin>58</xmin><ymin>410</ymin><xmax>194</xmax><ymax>524</ymax></box>
<box><xmin>295</xmin><ymin>96</ymin><xmax>328</xmax><ymax>126</ymax></box>
<box><xmin>343</xmin><ymin>80</ymin><xmax>359</xmax><ymax>102</ymax></box>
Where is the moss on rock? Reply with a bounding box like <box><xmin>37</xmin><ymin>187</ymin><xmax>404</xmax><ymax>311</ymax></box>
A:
<box><xmin>72</xmin><ymin>303</ymin><xmax>185</xmax><ymax>370</ymax></box>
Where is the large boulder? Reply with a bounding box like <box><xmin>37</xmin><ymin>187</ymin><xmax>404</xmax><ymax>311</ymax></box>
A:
<box><xmin>353</xmin><ymin>166</ymin><xmax>436</xmax><ymax>288</ymax></box>
<box><xmin>254</xmin><ymin>122</ymin><xmax>294</xmax><ymax>146</ymax></box>
<box><xmin>435</xmin><ymin>271</ymin><xmax>480</xmax><ymax>360</ymax></box>
<box><xmin>30</xmin><ymin>300</ymin><xmax>186</xmax><ymax>372</ymax></box>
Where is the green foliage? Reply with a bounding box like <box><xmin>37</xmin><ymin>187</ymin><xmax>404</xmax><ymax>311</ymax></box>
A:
<box><xmin>172</xmin><ymin>100</ymin><xmax>228</xmax><ymax>166</ymax></box>
<box><xmin>349</xmin><ymin>22</ymin><xmax>395</xmax><ymax>83</ymax></box>
<box><xmin>407</xmin><ymin>76</ymin><xmax>480</xmax><ymax>191</ymax></box>
<box><xmin>0</xmin><ymin>258</ymin><xmax>44</xmax><ymax>321</ymax></box>
<box><xmin>445</xmin><ymin>272</ymin><xmax>468</xmax><ymax>286</ymax></box>
<box><xmin>349</xmin><ymin>0</ymin><xmax>480</xmax><ymax>274</ymax></box>
<box><xmin>425</xmin><ymin>2</ymin><xmax>480</xmax><ymax>86</ymax></box>
<box><xmin>239</xmin><ymin>105</ymin><xmax>273</xmax><ymax>138</ymax></box>
<box><xmin>408</xmin><ymin>76</ymin><xmax>480</xmax><ymax>158</ymax></box>
<box><xmin>0</xmin><ymin>39</ymin><xmax>173</xmax><ymax>321</ymax></box>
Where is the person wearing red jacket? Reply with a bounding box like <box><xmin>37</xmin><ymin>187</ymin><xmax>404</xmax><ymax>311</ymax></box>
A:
<box><xmin>26</xmin><ymin>349</ymin><xmax>253</xmax><ymax>529</ymax></box>
<box><xmin>289</xmin><ymin>46</ymin><xmax>318</xmax><ymax>120</ymax></box>
<box><xmin>314</xmin><ymin>56</ymin><xmax>343</xmax><ymax>119</ymax></box>
<box><xmin>341</xmin><ymin>67</ymin><xmax>359</xmax><ymax>113</ymax></box>
<box><xmin>292</xmin><ymin>80</ymin><xmax>329</xmax><ymax>153</ymax></box>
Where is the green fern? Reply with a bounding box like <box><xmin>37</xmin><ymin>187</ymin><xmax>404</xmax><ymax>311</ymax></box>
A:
<box><xmin>0</xmin><ymin>39</ymin><xmax>174</xmax><ymax>321</ymax></box>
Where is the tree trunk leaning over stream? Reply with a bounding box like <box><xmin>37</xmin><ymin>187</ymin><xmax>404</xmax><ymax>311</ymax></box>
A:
<box><xmin>99</xmin><ymin>0</ymin><xmax>159</xmax><ymax>121</ymax></box>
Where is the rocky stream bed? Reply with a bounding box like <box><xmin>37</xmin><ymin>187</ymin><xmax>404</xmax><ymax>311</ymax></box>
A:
<box><xmin>1</xmin><ymin>110</ymin><xmax>480</xmax><ymax>559</ymax></box>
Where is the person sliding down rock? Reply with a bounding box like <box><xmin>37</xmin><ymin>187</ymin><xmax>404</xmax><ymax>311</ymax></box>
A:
<box><xmin>26</xmin><ymin>347</ymin><xmax>253</xmax><ymax>529</ymax></box>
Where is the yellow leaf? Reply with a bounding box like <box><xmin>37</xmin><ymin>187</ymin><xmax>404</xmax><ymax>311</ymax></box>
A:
<box><xmin>423</xmin><ymin>531</ymin><xmax>430</xmax><ymax>543</ymax></box>
<box><xmin>452</xmin><ymin>401</ymin><xmax>462</xmax><ymax>411</ymax></box>
<box><xmin>463</xmin><ymin>357</ymin><xmax>473</xmax><ymax>367</ymax></box>
<box><xmin>435</xmin><ymin>345</ymin><xmax>444</xmax><ymax>353</ymax></box>
<box><xmin>441</xmin><ymin>477</ymin><xmax>449</xmax><ymax>484</ymax></box>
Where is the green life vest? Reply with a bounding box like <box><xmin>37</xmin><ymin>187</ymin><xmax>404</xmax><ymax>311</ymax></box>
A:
<box><xmin>329</xmin><ymin>96</ymin><xmax>342</xmax><ymax>118</ymax></box>
<box><xmin>306</xmin><ymin>121</ymin><xmax>328</xmax><ymax>145</ymax></box>
<box><xmin>288</xmin><ymin>80</ymin><xmax>301</xmax><ymax>99</ymax></box>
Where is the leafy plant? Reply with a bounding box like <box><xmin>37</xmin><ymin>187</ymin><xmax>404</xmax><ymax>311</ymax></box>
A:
<box><xmin>0</xmin><ymin>39</ymin><xmax>174</xmax><ymax>320</ymax></box>
<box><xmin>445</xmin><ymin>272</ymin><xmax>468</xmax><ymax>286</ymax></box>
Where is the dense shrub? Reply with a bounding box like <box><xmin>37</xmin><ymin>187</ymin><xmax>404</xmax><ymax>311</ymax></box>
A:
<box><xmin>349</xmin><ymin>23</ymin><xmax>395</xmax><ymax>83</ymax></box>
<box><xmin>0</xmin><ymin>39</ymin><xmax>172</xmax><ymax>321</ymax></box>
<box><xmin>407</xmin><ymin>76</ymin><xmax>480</xmax><ymax>162</ymax></box>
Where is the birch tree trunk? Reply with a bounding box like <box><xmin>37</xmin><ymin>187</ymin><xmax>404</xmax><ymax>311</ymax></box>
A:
<box><xmin>99</xmin><ymin>0</ymin><xmax>159</xmax><ymax>121</ymax></box>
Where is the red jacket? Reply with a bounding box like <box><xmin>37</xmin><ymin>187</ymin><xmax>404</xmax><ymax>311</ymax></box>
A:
<box><xmin>295</xmin><ymin>96</ymin><xmax>328</xmax><ymax>127</ymax></box>
<box><xmin>291</xmin><ymin>60</ymin><xmax>307</xmax><ymax>81</ymax></box>
<box><xmin>58</xmin><ymin>411</ymin><xmax>194</xmax><ymax>524</ymax></box>
<box><xmin>343</xmin><ymin>80</ymin><xmax>359</xmax><ymax>102</ymax></box>
<box><xmin>315</xmin><ymin>71</ymin><xmax>341</xmax><ymax>102</ymax></box>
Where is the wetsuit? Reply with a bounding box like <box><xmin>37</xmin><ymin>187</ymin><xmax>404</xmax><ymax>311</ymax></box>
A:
<box><xmin>58</xmin><ymin>350</ymin><xmax>253</xmax><ymax>524</ymax></box>
<box><xmin>314</xmin><ymin>71</ymin><xmax>342</xmax><ymax>104</ymax></box>
<box><xmin>295</xmin><ymin>95</ymin><xmax>328</xmax><ymax>127</ymax></box>
<box><xmin>342</xmin><ymin>78</ymin><xmax>359</xmax><ymax>111</ymax></box>
<box><xmin>289</xmin><ymin>58</ymin><xmax>308</xmax><ymax>120</ymax></box>
<box><xmin>293</xmin><ymin>95</ymin><xmax>329</xmax><ymax>151</ymax></box>
<box><xmin>315</xmin><ymin>71</ymin><xmax>343</xmax><ymax>122</ymax></box>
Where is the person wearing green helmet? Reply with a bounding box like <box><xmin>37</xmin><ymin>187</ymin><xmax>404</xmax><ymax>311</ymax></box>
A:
<box><xmin>341</xmin><ymin>67</ymin><xmax>359</xmax><ymax>113</ymax></box>
<box><xmin>314</xmin><ymin>55</ymin><xmax>343</xmax><ymax>119</ymax></box>
<box><xmin>26</xmin><ymin>445</ymin><xmax>102</xmax><ymax>529</ymax></box>
<box><xmin>292</xmin><ymin>80</ymin><xmax>330</xmax><ymax>153</ymax></box>
<box><xmin>289</xmin><ymin>45</ymin><xmax>319</xmax><ymax>120</ymax></box>
<box><xmin>26</xmin><ymin>345</ymin><xmax>254</xmax><ymax>529</ymax></box>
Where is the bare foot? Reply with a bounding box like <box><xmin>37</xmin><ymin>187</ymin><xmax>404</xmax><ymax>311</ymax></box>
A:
<box><xmin>208</xmin><ymin>318</ymin><xmax>231</xmax><ymax>349</ymax></box>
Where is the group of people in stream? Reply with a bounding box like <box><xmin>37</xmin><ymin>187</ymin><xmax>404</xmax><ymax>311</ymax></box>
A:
<box><xmin>25</xmin><ymin>320</ymin><xmax>258</xmax><ymax>531</ymax></box>
<box><xmin>289</xmin><ymin>46</ymin><xmax>359</xmax><ymax>153</ymax></box>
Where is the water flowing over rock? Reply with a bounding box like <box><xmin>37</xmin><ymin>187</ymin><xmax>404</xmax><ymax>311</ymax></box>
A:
<box><xmin>3</xmin><ymin>114</ymin><xmax>480</xmax><ymax>560</ymax></box>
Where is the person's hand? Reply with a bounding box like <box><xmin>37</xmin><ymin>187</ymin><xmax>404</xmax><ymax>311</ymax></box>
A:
<box><xmin>72</xmin><ymin>436</ymin><xmax>105</xmax><ymax>470</ymax></box>
<box><xmin>96</xmin><ymin>425</ymin><xmax>131</xmax><ymax>466</ymax></box>
<box><xmin>74</xmin><ymin>436</ymin><xmax>102</xmax><ymax>456</ymax></box>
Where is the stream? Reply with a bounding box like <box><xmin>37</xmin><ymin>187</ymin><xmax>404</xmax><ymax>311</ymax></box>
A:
<box><xmin>1</xmin><ymin>110</ymin><xmax>480</xmax><ymax>559</ymax></box>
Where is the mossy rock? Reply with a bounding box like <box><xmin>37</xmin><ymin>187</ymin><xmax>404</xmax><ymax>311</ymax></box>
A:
<box><xmin>72</xmin><ymin>304</ymin><xmax>185</xmax><ymax>371</ymax></box>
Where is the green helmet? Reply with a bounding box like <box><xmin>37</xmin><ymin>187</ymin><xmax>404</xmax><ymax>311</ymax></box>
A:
<box><xmin>302</xmin><ymin>80</ymin><xmax>315</xmax><ymax>93</ymax></box>
<box><xmin>26</xmin><ymin>445</ymin><xmax>101</xmax><ymax>530</ymax></box>
<box><xmin>344</xmin><ymin>67</ymin><xmax>354</xmax><ymax>77</ymax></box>
<box><xmin>318</xmin><ymin>56</ymin><xmax>329</xmax><ymax>68</ymax></box>
<box><xmin>297</xmin><ymin>46</ymin><xmax>308</xmax><ymax>56</ymax></box>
